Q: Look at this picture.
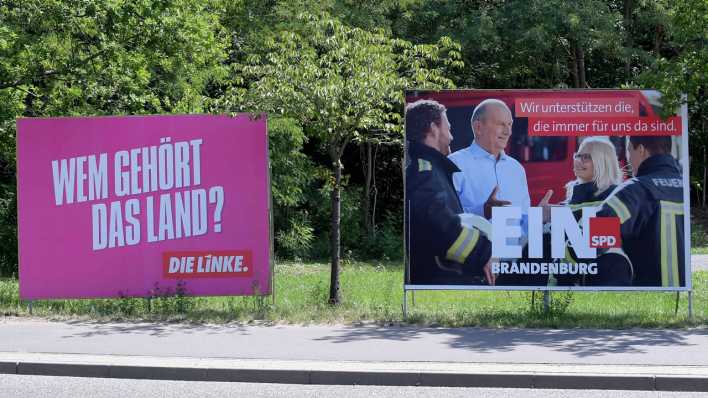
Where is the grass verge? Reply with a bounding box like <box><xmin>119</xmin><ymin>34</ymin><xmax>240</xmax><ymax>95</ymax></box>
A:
<box><xmin>0</xmin><ymin>261</ymin><xmax>705</xmax><ymax>328</ymax></box>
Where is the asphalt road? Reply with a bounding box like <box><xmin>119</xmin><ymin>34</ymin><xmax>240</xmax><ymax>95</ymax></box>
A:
<box><xmin>2</xmin><ymin>375</ymin><xmax>707</xmax><ymax>398</ymax></box>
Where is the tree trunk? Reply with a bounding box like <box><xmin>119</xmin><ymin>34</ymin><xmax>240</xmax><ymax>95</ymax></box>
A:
<box><xmin>575</xmin><ymin>44</ymin><xmax>586</xmax><ymax>88</ymax></box>
<box><xmin>371</xmin><ymin>153</ymin><xmax>378</xmax><ymax>237</ymax></box>
<box><xmin>361</xmin><ymin>142</ymin><xmax>373</xmax><ymax>237</ymax></box>
<box><xmin>703</xmin><ymin>145</ymin><xmax>707</xmax><ymax>207</ymax></box>
<box><xmin>569</xmin><ymin>41</ymin><xmax>580</xmax><ymax>88</ymax></box>
<box><xmin>328</xmin><ymin>156</ymin><xmax>343</xmax><ymax>305</ymax></box>
<box><xmin>623</xmin><ymin>0</ymin><xmax>633</xmax><ymax>79</ymax></box>
<box><xmin>654</xmin><ymin>24</ymin><xmax>663</xmax><ymax>54</ymax></box>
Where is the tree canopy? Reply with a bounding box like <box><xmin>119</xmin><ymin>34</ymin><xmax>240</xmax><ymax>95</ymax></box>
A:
<box><xmin>214</xmin><ymin>13</ymin><xmax>459</xmax><ymax>302</ymax></box>
<box><xmin>0</xmin><ymin>0</ymin><xmax>705</xmax><ymax>286</ymax></box>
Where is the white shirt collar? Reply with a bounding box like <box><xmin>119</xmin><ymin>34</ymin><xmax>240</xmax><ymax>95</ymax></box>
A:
<box><xmin>468</xmin><ymin>141</ymin><xmax>508</xmax><ymax>161</ymax></box>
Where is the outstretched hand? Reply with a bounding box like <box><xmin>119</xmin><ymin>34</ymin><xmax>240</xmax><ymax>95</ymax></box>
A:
<box><xmin>483</xmin><ymin>260</ymin><xmax>496</xmax><ymax>286</ymax></box>
<box><xmin>484</xmin><ymin>186</ymin><xmax>511</xmax><ymax>219</ymax></box>
<box><xmin>537</xmin><ymin>189</ymin><xmax>553</xmax><ymax>223</ymax></box>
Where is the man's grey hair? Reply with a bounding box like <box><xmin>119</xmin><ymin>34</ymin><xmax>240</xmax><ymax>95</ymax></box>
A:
<box><xmin>470</xmin><ymin>98</ymin><xmax>511</xmax><ymax>137</ymax></box>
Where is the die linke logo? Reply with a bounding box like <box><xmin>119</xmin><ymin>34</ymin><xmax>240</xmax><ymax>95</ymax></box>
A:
<box><xmin>163</xmin><ymin>250</ymin><xmax>253</xmax><ymax>278</ymax></box>
<box><xmin>589</xmin><ymin>217</ymin><xmax>622</xmax><ymax>248</ymax></box>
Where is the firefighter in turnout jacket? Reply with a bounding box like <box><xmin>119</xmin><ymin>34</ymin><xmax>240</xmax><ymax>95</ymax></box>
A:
<box><xmin>404</xmin><ymin>99</ymin><xmax>493</xmax><ymax>285</ymax></box>
<box><xmin>595</xmin><ymin>136</ymin><xmax>685</xmax><ymax>287</ymax></box>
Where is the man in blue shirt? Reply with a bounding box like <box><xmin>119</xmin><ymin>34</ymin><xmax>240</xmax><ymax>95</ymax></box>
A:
<box><xmin>448</xmin><ymin>99</ymin><xmax>533</xmax><ymax>224</ymax></box>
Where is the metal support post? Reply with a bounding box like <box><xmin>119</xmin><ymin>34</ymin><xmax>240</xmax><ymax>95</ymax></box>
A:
<box><xmin>675</xmin><ymin>292</ymin><xmax>680</xmax><ymax>315</ymax></box>
<box><xmin>688</xmin><ymin>290</ymin><xmax>693</xmax><ymax>320</ymax></box>
<box><xmin>270</xmin><ymin>270</ymin><xmax>276</xmax><ymax>306</ymax></box>
<box><xmin>402</xmin><ymin>288</ymin><xmax>408</xmax><ymax>319</ymax></box>
<box><xmin>27</xmin><ymin>301</ymin><xmax>33</xmax><ymax>315</ymax></box>
<box><xmin>543</xmin><ymin>291</ymin><xmax>551</xmax><ymax>313</ymax></box>
<box><xmin>411</xmin><ymin>291</ymin><xmax>416</xmax><ymax>306</ymax></box>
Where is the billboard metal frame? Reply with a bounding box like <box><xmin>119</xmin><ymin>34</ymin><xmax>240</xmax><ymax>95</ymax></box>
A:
<box><xmin>402</xmin><ymin>90</ymin><xmax>692</xmax><ymax>318</ymax></box>
<box><xmin>18</xmin><ymin>113</ymin><xmax>274</xmax><ymax>305</ymax></box>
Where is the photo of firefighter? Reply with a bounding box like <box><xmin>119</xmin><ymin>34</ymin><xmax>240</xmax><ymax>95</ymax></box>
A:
<box><xmin>404</xmin><ymin>99</ymin><xmax>495</xmax><ymax>285</ymax></box>
<box><xmin>593</xmin><ymin>135</ymin><xmax>685</xmax><ymax>287</ymax></box>
<box><xmin>405</xmin><ymin>91</ymin><xmax>687</xmax><ymax>288</ymax></box>
<box><xmin>505</xmin><ymin>133</ymin><xmax>683</xmax><ymax>288</ymax></box>
<box><xmin>554</xmin><ymin>134</ymin><xmax>685</xmax><ymax>287</ymax></box>
<box><xmin>496</xmin><ymin>134</ymin><xmax>684</xmax><ymax>288</ymax></box>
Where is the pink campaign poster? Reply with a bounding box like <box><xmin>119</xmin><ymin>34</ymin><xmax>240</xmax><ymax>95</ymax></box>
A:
<box><xmin>17</xmin><ymin>114</ymin><xmax>271</xmax><ymax>300</ymax></box>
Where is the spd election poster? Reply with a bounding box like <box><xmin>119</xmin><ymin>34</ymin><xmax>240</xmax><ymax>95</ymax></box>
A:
<box><xmin>404</xmin><ymin>90</ymin><xmax>689</xmax><ymax>290</ymax></box>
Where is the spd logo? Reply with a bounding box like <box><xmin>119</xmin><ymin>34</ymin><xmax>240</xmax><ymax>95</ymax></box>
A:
<box><xmin>589</xmin><ymin>217</ymin><xmax>621</xmax><ymax>248</ymax></box>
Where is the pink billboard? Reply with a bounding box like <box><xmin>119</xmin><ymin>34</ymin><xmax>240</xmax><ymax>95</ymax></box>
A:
<box><xmin>17</xmin><ymin>114</ymin><xmax>271</xmax><ymax>299</ymax></box>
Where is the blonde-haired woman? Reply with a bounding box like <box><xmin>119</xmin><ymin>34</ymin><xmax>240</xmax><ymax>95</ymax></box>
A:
<box><xmin>565</xmin><ymin>137</ymin><xmax>624</xmax><ymax>205</ymax></box>
<box><xmin>556</xmin><ymin>137</ymin><xmax>629</xmax><ymax>286</ymax></box>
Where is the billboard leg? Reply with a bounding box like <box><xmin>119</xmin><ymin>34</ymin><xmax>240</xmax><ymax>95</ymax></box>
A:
<box><xmin>543</xmin><ymin>291</ymin><xmax>551</xmax><ymax>313</ymax></box>
<box><xmin>531</xmin><ymin>291</ymin><xmax>536</xmax><ymax>309</ymax></box>
<box><xmin>27</xmin><ymin>301</ymin><xmax>33</xmax><ymax>315</ymax></box>
<box><xmin>402</xmin><ymin>288</ymin><xmax>408</xmax><ymax>319</ymax></box>
<box><xmin>270</xmin><ymin>261</ymin><xmax>276</xmax><ymax>307</ymax></box>
<box><xmin>675</xmin><ymin>292</ymin><xmax>680</xmax><ymax>315</ymax></box>
<box><xmin>689</xmin><ymin>290</ymin><xmax>693</xmax><ymax>320</ymax></box>
<box><xmin>412</xmin><ymin>291</ymin><xmax>416</xmax><ymax>307</ymax></box>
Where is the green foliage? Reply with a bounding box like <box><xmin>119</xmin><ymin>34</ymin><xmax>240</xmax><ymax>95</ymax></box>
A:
<box><xmin>0</xmin><ymin>193</ymin><xmax>17</xmax><ymax>277</ymax></box>
<box><xmin>265</xmin><ymin>117</ymin><xmax>320</xmax><ymax>259</ymax></box>
<box><xmin>115</xmin><ymin>295</ymin><xmax>143</xmax><ymax>317</ymax></box>
<box><xmin>637</xmin><ymin>0</ymin><xmax>707</xmax><ymax>209</ymax></box>
<box><xmin>691</xmin><ymin>208</ymin><xmax>708</xmax><ymax>248</ymax></box>
<box><xmin>147</xmin><ymin>280</ymin><xmax>195</xmax><ymax>316</ymax></box>
<box><xmin>1</xmin><ymin>266</ymin><xmax>707</xmax><ymax>328</ymax></box>
<box><xmin>276</xmin><ymin>216</ymin><xmax>315</xmax><ymax>260</ymax></box>
<box><xmin>692</xmin><ymin>223</ymin><xmax>708</xmax><ymax>249</ymax></box>
<box><xmin>0</xmin><ymin>0</ymin><xmax>230</xmax><ymax>275</ymax></box>
<box><xmin>0</xmin><ymin>148</ymin><xmax>16</xmax><ymax>277</ymax></box>
<box><xmin>1</xmin><ymin>0</ymin><xmax>706</xmax><ymax>278</ymax></box>
<box><xmin>638</xmin><ymin>0</ymin><xmax>707</xmax><ymax>138</ymax></box>
<box><xmin>303</xmin><ymin>183</ymin><xmax>402</xmax><ymax>261</ymax></box>
<box><xmin>527</xmin><ymin>291</ymin><xmax>575</xmax><ymax>317</ymax></box>
<box><xmin>221</xmin><ymin>11</ymin><xmax>459</xmax><ymax>149</ymax></box>
<box><xmin>267</xmin><ymin>117</ymin><xmax>315</xmax><ymax>208</ymax></box>
<box><xmin>360</xmin><ymin>213</ymin><xmax>404</xmax><ymax>261</ymax></box>
<box><xmin>215</xmin><ymin>11</ymin><xmax>460</xmax><ymax>302</ymax></box>
<box><xmin>0</xmin><ymin>0</ymin><xmax>228</xmax><ymax>116</ymax></box>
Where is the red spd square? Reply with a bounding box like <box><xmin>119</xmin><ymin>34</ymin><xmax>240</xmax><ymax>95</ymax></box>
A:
<box><xmin>589</xmin><ymin>217</ymin><xmax>621</xmax><ymax>248</ymax></box>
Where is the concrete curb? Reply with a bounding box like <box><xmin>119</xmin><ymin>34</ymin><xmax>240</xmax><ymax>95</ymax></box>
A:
<box><xmin>1</xmin><ymin>354</ymin><xmax>708</xmax><ymax>391</ymax></box>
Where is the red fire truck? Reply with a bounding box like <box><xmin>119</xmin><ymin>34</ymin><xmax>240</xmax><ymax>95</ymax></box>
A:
<box><xmin>405</xmin><ymin>90</ymin><xmax>654</xmax><ymax>204</ymax></box>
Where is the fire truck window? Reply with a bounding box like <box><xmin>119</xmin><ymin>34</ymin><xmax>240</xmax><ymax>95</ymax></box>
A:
<box><xmin>510</xmin><ymin>135</ymin><xmax>568</xmax><ymax>162</ymax></box>
<box><xmin>609</xmin><ymin>136</ymin><xmax>627</xmax><ymax>163</ymax></box>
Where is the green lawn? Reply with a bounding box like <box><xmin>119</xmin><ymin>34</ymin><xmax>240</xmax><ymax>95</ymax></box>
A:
<box><xmin>0</xmin><ymin>261</ymin><xmax>705</xmax><ymax>328</ymax></box>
